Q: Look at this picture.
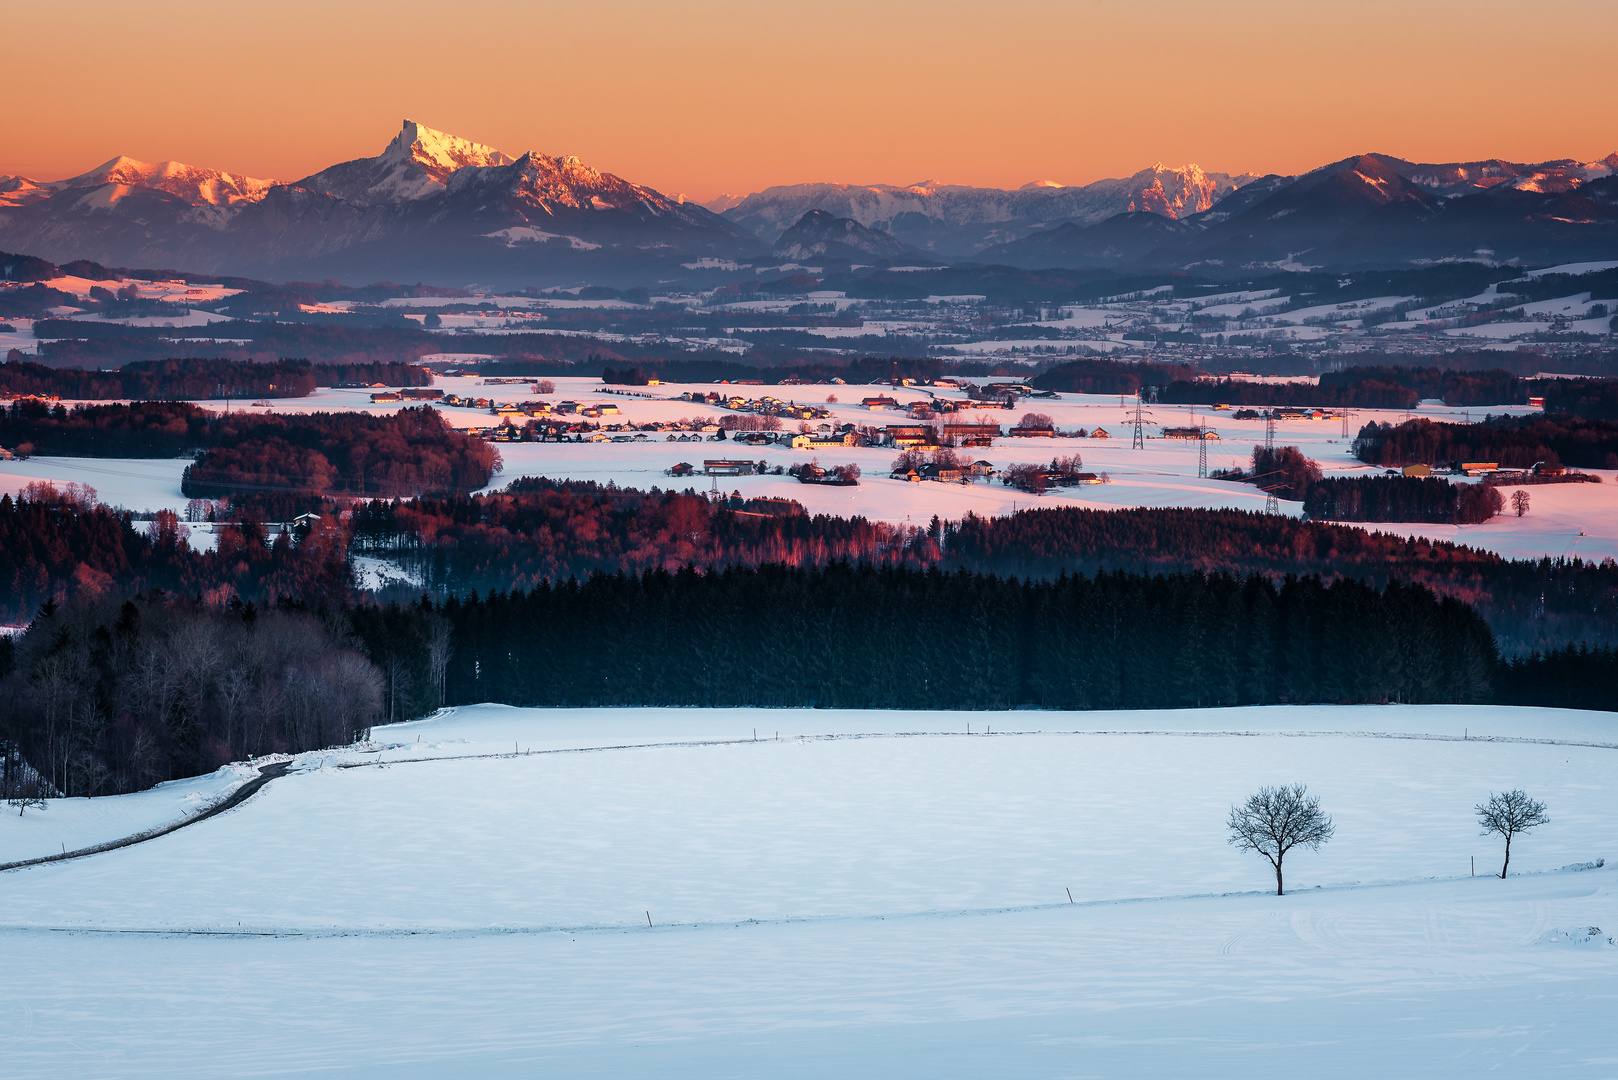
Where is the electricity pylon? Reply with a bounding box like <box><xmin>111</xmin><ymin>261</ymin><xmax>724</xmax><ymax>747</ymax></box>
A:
<box><xmin>1263</xmin><ymin>411</ymin><xmax>1279</xmax><ymax>514</ymax></box>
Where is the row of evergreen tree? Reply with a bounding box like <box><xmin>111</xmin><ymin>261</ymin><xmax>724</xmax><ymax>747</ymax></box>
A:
<box><xmin>349</xmin><ymin>565</ymin><xmax>1501</xmax><ymax>717</ymax></box>
<box><xmin>1355</xmin><ymin>415</ymin><xmax>1618</xmax><ymax>471</ymax></box>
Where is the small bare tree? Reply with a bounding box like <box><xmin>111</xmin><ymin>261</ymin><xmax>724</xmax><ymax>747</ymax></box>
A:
<box><xmin>1511</xmin><ymin>489</ymin><xmax>1530</xmax><ymax>517</ymax></box>
<box><xmin>1227</xmin><ymin>784</ymin><xmax>1335</xmax><ymax>895</ymax></box>
<box><xmin>1476</xmin><ymin>789</ymin><xmax>1548</xmax><ymax>878</ymax></box>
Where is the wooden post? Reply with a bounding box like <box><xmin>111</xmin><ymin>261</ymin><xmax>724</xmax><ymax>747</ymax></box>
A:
<box><xmin>647</xmin><ymin>911</ymin><xmax>652</xmax><ymax>927</ymax></box>
<box><xmin>1066</xmin><ymin>888</ymin><xmax>1073</xmax><ymax>903</ymax></box>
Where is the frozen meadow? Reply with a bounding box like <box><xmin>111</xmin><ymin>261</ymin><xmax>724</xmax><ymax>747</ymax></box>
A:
<box><xmin>2</xmin><ymin>704</ymin><xmax>1615</xmax><ymax>1077</ymax></box>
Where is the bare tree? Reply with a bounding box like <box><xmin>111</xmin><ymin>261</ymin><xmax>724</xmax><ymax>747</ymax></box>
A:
<box><xmin>1476</xmin><ymin>789</ymin><xmax>1548</xmax><ymax>878</ymax></box>
<box><xmin>1227</xmin><ymin>784</ymin><xmax>1335</xmax><ymax>895</ymax></box>
<box><xmin>1511</xmin><ymin>489</ymin><xmax>1530</xmax><ymax>517</ymax></box>
<box><xmin>425</xmin><ymin>615</ymin><xmax>453</xmax><ymax>710</ymax></box>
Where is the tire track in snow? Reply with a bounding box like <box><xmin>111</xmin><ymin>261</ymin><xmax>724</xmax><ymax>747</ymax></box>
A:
<box><xmin>15</xmin><ymin>866</ymin><xmax>1607</xmax><ymax>942</ymax></box>
<box><xmin>1219</xmin><ymin>910</ymin><xmax>1277</xmax><ymax>955</ymax></box>
<box><xmin>336</xmin><ymin>726</ymin><xmax>1618</xmax><ymax>776</ymax></box>
<box><xmin>0</xmin><ymin>761</ymin><xmax>290</xmax><ymax>874</ymax></box>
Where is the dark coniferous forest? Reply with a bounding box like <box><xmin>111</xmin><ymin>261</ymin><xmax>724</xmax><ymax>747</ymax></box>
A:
<box><xmin>350</xmin><ymin>565</ymin><xmax>1499</xmax><ymax>717</ymax></box>
<box><xmin>1355</xmin><ymin>415</ymin><xmax>1618</xmax><ymax>471</ymax></box>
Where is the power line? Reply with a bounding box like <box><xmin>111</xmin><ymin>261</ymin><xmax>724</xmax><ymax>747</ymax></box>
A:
<box><xmin>1263</xmin><ymin>411</ymin><xmax>1279</xmax><ymax>514</ymax></box>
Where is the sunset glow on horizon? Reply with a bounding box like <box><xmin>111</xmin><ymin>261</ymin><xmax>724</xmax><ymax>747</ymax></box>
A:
<box><xmin>5</xmin><ymin>0</ymin><xmax>1617</xmax><ymax>200</ymax></box>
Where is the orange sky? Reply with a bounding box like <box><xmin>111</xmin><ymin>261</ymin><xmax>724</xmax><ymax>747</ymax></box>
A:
<box><xmin>5</xmin><ymin>0</ymin><xmax>1615</xmax><ymax>201</ymax></box>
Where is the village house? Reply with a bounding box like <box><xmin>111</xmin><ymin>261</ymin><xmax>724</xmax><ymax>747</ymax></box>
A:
<box><xmin>885</xmin><ymin>424</ymin><xmax>934</xmax><ymax>449</ymax></box>
<box><xmin>942</xmin><ymin>422</ymin><xmax>1002</xmax><ymax>446</ymax></box>
<box><xmin>792</xmin><ymin>432</ymin><xmax>856</xmax><ymax>450</ymax></box>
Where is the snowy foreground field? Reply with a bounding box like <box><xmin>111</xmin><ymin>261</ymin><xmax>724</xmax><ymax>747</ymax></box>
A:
<box><xmin>3</xmin><ymin>704</ymin><xmax>1616</xmax><ymax>1077</ymax></box>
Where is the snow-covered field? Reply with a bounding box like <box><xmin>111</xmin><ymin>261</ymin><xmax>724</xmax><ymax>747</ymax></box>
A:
<box><xmin>0</xmin><ymin>454</ymin><xmax>191</xmax><ymax>511</ymax></box>
<box><xmin>4</xmin><ymin>376</ymin><xmax>1612</xmax><ymax>561</ymax></box>
<box><xmin>2</xmin><ymin>704</ymin><xmax>1615</xmax><ymax>1077</ymax></box>
<box><xmin>0</xmin><ymin>764</ymin><xmax>252</xmax><ymax>864</ymax></box>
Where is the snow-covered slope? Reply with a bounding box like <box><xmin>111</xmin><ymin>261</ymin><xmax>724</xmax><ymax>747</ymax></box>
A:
<box><xmin>0</xmin><ymin>174</ymin><xmax>52</xmax><ymax>208</ymax></box>
<box><xmin>3</xmin><ymin>704</ymin><xmax>1614</xmax><ymax>1078</ymax></box>
<box><xmin>53</xmin><ymin>155</ymin><xmax>278</xmax><ymax>207</ymax></box>
<box><xmin>0</xmin><ymin>157</ymin><xmax>276</xmax><ymax>211</ymax></box>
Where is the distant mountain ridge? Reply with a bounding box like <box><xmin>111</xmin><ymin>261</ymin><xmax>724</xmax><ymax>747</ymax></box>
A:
<box><xmin>2</xmin><ymin>130</ymin><xmax>1616</xmax><ymax>286</ymax></box>
<box><xmin>714</xmin><ymin>163</ymin><xmax>1256</xmax><ymax>257</ymax></box>
<box><xmin>0</xmin><ymin>121</ymin><xmax>756</xmax><ymax>288</ymax></box>
<box><xmin>976</xmin><ymin>152</ymin><xmax>1618</xmax><ymax>272</ymax></box>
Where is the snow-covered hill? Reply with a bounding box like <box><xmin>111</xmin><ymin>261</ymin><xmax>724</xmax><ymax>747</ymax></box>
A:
<box><xmin>3</xmin><ymin>703</ymin><xmax>1614</xmax><ymax>1077</ymax></box>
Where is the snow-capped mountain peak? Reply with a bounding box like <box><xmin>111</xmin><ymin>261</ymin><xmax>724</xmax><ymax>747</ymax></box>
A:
<box><xmin>46</xmin><ymin>155</ymin><xmax>277</xmax><ymax>207</ymax></box>
<box><xmin>0</xmin><ymin>174</ymin><xmax>52</xmax><ymax>208</ymax></box>
<box><xmin>383</xmin><ymin>120</ymin><xmax>516</xmax><ymax>176</ymax></box>
<box><xmin>295</xmin><ymin>120</ymin><xmax>518</xmax><ymax>205</ymax></box>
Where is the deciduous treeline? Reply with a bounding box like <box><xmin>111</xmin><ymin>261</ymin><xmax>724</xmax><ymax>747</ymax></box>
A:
<box><xmin>350</xmin><ymin>478</ymin><xmax>922</xmax><ymax>593</ymax></box>
<box><xmin>183</xmin><ymin>408</ymin><xmax>499</xmax><ymax>498</ymax></box>
<box><xmin>0</xmin><ymin>357</ymin><xmax>430</xmax><ymax>400</ymax></box>
<box><xmin>0</xmin><ymin>484</ymin><xmax>353</xmax><ymax>622</ymax></box>
<box><xmin>0</xmin><ymin>593</ymin><xmax>382</xmax><ymax>797</ymax></box>
<box><xmin>1303</xmin><ymin>476</ymin><xmax>1503</xmax><ymax>525</ymax></box>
